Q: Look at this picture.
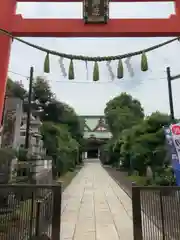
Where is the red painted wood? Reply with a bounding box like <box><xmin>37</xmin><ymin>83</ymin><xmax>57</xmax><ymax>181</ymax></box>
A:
<box><xmin>17</xmin><ymin>0</ymin><xmax>173</xmax><ymax>2</ymax></box>
<box><xmin>175</xmin><ymin>0</ymin><xmax>180</xmax><ymax>16</ymax></box>
<box><xmin>12</xmin><ymin>15</ymin><xmax>180</xmax><ymax>37</ymax></box>
<box><xmin>0</xmin><ymin>0</ymin><xmax>17</xmax><ymax>125</ymax></box>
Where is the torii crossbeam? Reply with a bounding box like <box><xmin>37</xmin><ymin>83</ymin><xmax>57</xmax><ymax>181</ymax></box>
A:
<box><xmin>0</xmin><ymin>0</ymin><xmax>180</xmax><ymax>124</ymax></box>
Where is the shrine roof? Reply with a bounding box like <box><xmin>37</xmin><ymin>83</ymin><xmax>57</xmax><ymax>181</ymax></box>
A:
<box><xmin>79</xmin><ymin>115</ymin><xmax>112</xmax><ymax>139</ymax></box>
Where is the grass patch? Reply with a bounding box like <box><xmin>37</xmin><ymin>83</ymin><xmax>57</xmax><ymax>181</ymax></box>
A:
<box><xmin>128</xmin><ymin>175</ymin><xmax>148</xmax><ymax>186</ymax></box>
<box><xmin>56</xmin><ymin>165</ymin><xmax>82</xmax><ymax>191</ymax></box>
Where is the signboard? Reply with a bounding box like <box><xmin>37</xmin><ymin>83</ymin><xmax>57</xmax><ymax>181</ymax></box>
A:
<box><xmin>164</xmin><ymin>124</ymin><xmax>180</xmax><ymax>186</ymax></box>
<box><xmin>83</xmin><ymin>0</ymin><xmax>109</xmax><ymax>23</ymax></box>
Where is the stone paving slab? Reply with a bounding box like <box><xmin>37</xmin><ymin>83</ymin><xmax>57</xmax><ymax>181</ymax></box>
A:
<box><xmin>60</xmin><ymin>159</ymin><xmax>133</xmax><ymax>240</ymax></box>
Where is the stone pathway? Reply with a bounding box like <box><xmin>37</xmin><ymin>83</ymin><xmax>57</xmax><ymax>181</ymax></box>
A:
<box><xmin>60</xmin><ymin>159</ymin><xmax>133</xmax><ymax>240</ymax></box>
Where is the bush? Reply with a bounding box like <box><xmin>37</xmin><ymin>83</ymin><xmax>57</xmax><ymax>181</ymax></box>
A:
<box><xmin>41</xmin><ymin>122</ymin><xmax>79</xmax><ymax>177</ymax></box>
<box><xmin>154</xmin><ymin>167</ymin><xmax>176</xmax><ymax>186</ymax></box>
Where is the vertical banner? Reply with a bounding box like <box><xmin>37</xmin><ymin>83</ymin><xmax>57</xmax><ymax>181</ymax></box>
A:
<box><xmin>164</xmin><ymin>124</ymin><xmax>180</xmax><ymax>186</ymax></box>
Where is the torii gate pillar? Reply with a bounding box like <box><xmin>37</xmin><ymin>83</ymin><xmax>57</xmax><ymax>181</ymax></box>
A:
<box><xmin>0</xmin><ymin>0</ymin><xmax>16</xmax><ymax>124</ymax></box>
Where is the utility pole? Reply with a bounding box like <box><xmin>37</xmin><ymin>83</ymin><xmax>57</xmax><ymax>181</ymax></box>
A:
<box><xmin>166</xmin><ymin>67</ymin><xmax>175</xmax><ymax>121</ymax></box>
<box><xmin>25</xmin><ymin>66</ymin><xmax>34</xmax><ymax>149</ymax></box>
<box><xmin>166</xmin><ymin>67</ymin><xmax>180</xmax><ymax>122</ymax></box>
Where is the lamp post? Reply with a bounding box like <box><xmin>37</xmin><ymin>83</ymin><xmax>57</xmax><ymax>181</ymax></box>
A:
<box><xmin>25</xmin><ymin>66</ymin><xmax>34</xmax><ymax>149</ymax></box>
<box><xmin>166</xmin><ymin>67</ymin><xmax>180</xmax><ymax>122</ymax></box>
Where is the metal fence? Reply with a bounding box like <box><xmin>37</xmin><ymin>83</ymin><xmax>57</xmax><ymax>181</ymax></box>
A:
<box><xmin>132</xmin><ymin>186</ymin><xmax>180</xmax><ymax>240</ymax></box>
<box><xmin>0</xmin><ymin>184</ymin><xmax>61</xmax><ymax>240</ymax></box>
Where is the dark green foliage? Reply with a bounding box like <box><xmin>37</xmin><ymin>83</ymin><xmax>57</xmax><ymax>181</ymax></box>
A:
<box><xmin>42</xmin><ymin>100</ymin><xmax>82</xmax><ymax>143</ymax></box>
<box><xmin>31</xmin><ymin>77</ymin><xmax>83</xmax><ymax>172</ymax></box>
<box><xmin>6</xmin><ymin>76</ymin><xmax>83</xmax><ymax>177</ymax></box>
<box><xmin>32</xmin><ymin>76</ymin><xmax>53</xmax><ymax>104</ymax></box>
<box><xmin>104</xmin><ymin>93</ymin><xmax>144</xmax><ymax>136</ymax></box>
<box><xmin>41</xmin><ymin>122</ymin><xmax>79</xmax><ymax>177</ymax></box>
<box><xmin>6</xmin><ymin>78</ymin><xmax>26</xmax><ymax>99</ymax></box>
<box><xmin>104</xmin><ymin>92</ymin><xmax>175</xmax><ymax>186</ymax></box>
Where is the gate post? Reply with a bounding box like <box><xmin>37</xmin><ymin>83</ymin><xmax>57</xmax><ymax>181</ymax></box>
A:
<box><xmin>175</xmin><ymin>0</ymin><xmax>180</xmax><ymax>17</ymax></box>
<box><xmin>52</xmin><ymin>184</ymin><xmax>62</xmax><ymax>240</ymax></box>
<box><xmin>0</xmin><ymin>0</ymin><xmax>16</xmax><ymax>125</ymax></box>
<box><xmin>132</xmin><ymin>185</ymin><xmax>143</xmax><ymax>240</ymax></box>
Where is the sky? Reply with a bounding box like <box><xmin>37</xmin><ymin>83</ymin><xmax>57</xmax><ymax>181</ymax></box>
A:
<box><xmin>8</xmin><ymin>1</ymin><xmax>180</xmax><ymax>116</ymax></box>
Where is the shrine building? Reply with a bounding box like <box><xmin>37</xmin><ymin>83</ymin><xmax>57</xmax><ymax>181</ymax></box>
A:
<box><xmin>80</xmin><ymin>115</ymin><xmax>111</xmax><ymax>159</ymax></box>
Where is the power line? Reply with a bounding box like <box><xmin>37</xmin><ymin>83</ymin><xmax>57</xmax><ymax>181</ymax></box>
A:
<box><xmin>8</xmin><ymin>70</ymin><xmax>29</xmax><ymax>79</ymax></box>
<box><xmin>8</xmin><ymin>69</ymin><xmax>167</xmax><ymax>84</ymax></box>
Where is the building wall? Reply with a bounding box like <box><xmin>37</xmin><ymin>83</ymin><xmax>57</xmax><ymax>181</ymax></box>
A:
<box><xmin>84</xmin><ymin>131</ymin><xmax>111</xmax><ymax>139</ymax></box>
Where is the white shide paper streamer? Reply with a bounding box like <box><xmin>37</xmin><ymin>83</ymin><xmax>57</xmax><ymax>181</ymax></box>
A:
<box><xmin>59</xmin><ymin>57</ymin><xmax>67</xmax><ymax>77</ymax></box>
<box><xmin>106</xmin><ymin>61</ymin><xmax>115</xmax><ymax>80</ymax></box>
<box><xmin>125</xmin><ymin>57</ymin><xmax>134</xmax><ymax>77</ymax></box>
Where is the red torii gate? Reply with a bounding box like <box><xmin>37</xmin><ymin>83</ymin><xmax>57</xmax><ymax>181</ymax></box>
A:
<box><xmin>0</xmin><ymin>0</ymin><xmax>180</xmax><ymax>124</ymax></box>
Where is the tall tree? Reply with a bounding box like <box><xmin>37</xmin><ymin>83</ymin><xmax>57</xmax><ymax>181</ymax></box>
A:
<box><xmin>32</xmin><ymin>76</ymin><xmax>83</xmax><ymax>165</ymax></box>
<box><xmin>32</xmin><ymin>76</ymin><xmax>54</xmax><ymax>104</ymax></box>
<box><xmin>104</xmin><ymin>92</ymin><xmax>144</xmax><ymax>136</ymax></box>
<box><xmin>43</xmin><ymin>100</ymin><xmax>82</xmax><ymax>142</ymax></box>
<box><xmin>31</xmin><ymin>77</ymin><xmax>82</xmax><ymax>143</ymax></box>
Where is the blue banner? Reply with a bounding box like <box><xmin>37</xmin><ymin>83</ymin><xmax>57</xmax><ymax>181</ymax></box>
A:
<box><xmin>164</xmin><ymin>125</ymin><xmax>180</xmax><ymax>186</ymax></box>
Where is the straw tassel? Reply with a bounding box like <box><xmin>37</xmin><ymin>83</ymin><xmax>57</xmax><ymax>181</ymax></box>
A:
<box><xmin>141</xmin><ymin>52</ymin><xmax>148</xmax><ymax>72</ymax></box>
<box><xmin>117</xmin><ymin>59</ymin><xmax>123</xmax><ymax>79</ymax></box>
<box><xmin>44</xmin><ymin>53</ymin><xmax>50</xmax><ymax>73</ymax></box>
<box><xmin>68</xmin><ymin>59</ymin><xmax>75</xmax><ymax>80</ymax></box>
<box><xmin>93</xmin><ymin>62</ymin><xmax>99</xmax><ymax>81</ymax></box>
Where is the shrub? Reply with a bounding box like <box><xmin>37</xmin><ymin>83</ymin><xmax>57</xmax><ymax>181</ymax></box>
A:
<box><xmin>154</xmin><ymin>168</ymin><xmax>176</xmax><ymax>186</ymax></box>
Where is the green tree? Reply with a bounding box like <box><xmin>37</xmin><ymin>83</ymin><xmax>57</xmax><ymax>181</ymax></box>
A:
<box><xmin>6</xmin><ymin>78</ymin><xmax>26</xmax><ymax>99</ymax></box>
<box><xmin>32</xmin><ymin>77</ymin><xmax>83</xmax><ymax>144</ymax></box>
<box><xmin>104</xmin><ymin>93</ymin><xmax>144</xmax><ymax>136</ymax></box>
<box><xmin>43</xmin><ymin>100</ymin><xmax>82</xmax><ymax>142</ymax></box>
<box><xmin>32</xmin><ymin>76</ymin><xmax>83</xmax><ymax>170</ymax></box>
<box><xmin>103</xmin><ymin>93</ymin><xmax>144</xmax><ymax>165</ymax></box>
<box><xmin>103</xmin><ymin>92</ymin><xmax>173</xmax><ymax>183</ymax></box>
<box><xmin>6</xmin><ymin>76</ymin><xmax>83</xmax><ymax>176</ymax></box>
<box><xmin>32</xmin><ymin>76</ymin><xmax>54</xmax><ymax>104</ymax></box>
<box><xmin>120</xmin><ymin>112</ymin><xmax>171</xmax><ymax>175</ymax></box>
<box><xmin>41</xmin><ymin>122</ymin><xmax>79</xmax><ymax>177</ymax></box>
